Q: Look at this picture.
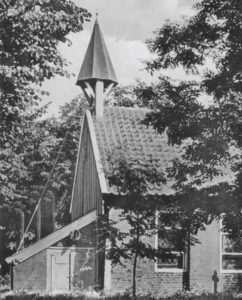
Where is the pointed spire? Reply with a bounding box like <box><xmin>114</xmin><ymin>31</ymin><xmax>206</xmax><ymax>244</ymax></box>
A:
<box><xmin>76</xmin><ymin>16</ymin><xmax>118</xmax><ymax>91</ymax></box>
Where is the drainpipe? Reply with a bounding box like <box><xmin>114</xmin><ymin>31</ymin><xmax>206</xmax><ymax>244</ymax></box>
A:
<box><xmin>10</xmin><ymin>263</ymin><xmax>14</xmax><ymax>290</ymax></box>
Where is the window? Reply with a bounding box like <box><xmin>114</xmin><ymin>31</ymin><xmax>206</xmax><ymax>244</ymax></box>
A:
<box><xmin>221</xmin><ymin>231</ymin><xmax>242</xmax><ymax>272</ymax></box>
<box><xmin>155</xmin><ymin>215</ymin><xmax>185</xmax><ymax>272</ymax></box>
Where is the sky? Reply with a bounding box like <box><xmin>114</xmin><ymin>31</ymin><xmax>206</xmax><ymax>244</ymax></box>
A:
<box><xmin>42</xmin><ymin>0</ymin><xmax>196</xmax><ymax>116</ymax></box>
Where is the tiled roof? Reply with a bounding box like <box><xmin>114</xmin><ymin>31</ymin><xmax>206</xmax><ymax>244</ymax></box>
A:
<box><xmin>93</xmin><ymin>107</ymin><xmax>182</xmax><ymax>195</ymax></box>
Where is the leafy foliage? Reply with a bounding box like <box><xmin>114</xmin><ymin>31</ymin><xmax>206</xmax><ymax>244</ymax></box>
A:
<box><xmin>138</xmin><ymin>0</ymin><xmax>242</xmax><ymax>236</ymax></box>
<box><xmin>0</xmin><ymin>0</ymin><xmax>90</xmax><ymax>209</ymax></box>
<box><xmin>0</xmin><ymin>0</ymin><xmax>90</xmax><ymax>136</ymax></box>
<box><xmin>147</xmin><ymin>1</ymin><xmax>242</xmax><ymax>98</ymax></box>
<box><xmin>105</xmin><ymin>85</ymin><xmax>142</xmax><ymax>108</ymax></box>
<box><xmin>0</xmin><ymin>0</ymin><xmax>90</xmax><ymax>273</ymax></box>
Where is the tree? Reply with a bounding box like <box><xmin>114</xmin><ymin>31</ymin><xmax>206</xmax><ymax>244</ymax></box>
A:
<box><xmin>0</xmin><ymin>0</ymin><xmax>91</xmax><ymax>211</ymax></box>
<box><xmin>105</xmin><ymin>85</ymin><xmax>141</xmax><ymax>108</ymax></box>
<box><xmin>99</xmin><ymin>148</ymin><xmax>165</xmax><ymax>296</ymax></box>
<box><xmin>136</xmin><ymin>0</ymin><xmax>242</xmax><ymax>237</ymax></box>
<box><xmin>0</xmin><ymin>0</ymin><xmax>90</xmax><ymax>274</ymax></box>
<box><xmin>0</xmin><ymin>92</ymin><xmax>90</xmax><ymax>275</ymax></box>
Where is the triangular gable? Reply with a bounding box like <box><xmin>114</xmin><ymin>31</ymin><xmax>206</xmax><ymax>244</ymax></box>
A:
<box><xmin>70</xmin><ymin>110</ymin><xmax>108</xmax><ymax>220</ymax></box>
<box><xmin>6</xmin><ymin>210</ymin><xmax>96</xmax><ymax>264</ymax></box>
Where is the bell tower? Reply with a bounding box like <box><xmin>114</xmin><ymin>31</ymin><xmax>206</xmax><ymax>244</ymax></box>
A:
<box><xmin>76</xmin><ymin>16</ymin><xmax>118</xmax><ymax>117</ymax></box>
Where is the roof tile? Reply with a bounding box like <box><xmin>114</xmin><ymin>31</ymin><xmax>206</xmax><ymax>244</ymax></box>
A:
<box><xmin>93</xmin><ymin>107</ymin><xmax>182</xmax><ymax>195</ymax></box>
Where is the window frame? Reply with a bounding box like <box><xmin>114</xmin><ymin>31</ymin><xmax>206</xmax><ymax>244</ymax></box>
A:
<box><xmin>155</xmin><ymin>212</ymin><xmax>185</xmax><ymax>273</ymax></box>
<box><xmin>220</xmin><ymin>222</ymin><xmax>242</xmax><ymax>273</ymax></box>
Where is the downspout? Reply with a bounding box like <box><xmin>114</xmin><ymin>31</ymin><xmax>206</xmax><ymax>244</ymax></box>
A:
<box><xmin>186</xmin><ymin>227</ymin><xmax>191</xmax><ymax>290</ymax></box>
<box><xmin>10</xmin><ymin>263</ymin><xmax>14</xmax><ymax>290</ymax></box>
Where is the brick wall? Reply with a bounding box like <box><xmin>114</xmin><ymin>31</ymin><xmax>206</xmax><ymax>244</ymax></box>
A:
<box><xmin>108</xmin><ymin>209</ymin><xmax>242</xmax><ymax>295</ymax></box>
<box><xmin>108</xmin><ymin>208</ymin><xmax>184</xmax><ymax>296</ymax></box>
<box><xmin>14</xmin><ymin>249</ymin><xmax>47</xmax><ymax>291</ymax></box>
<box><xmin>12</xmin><ymin>213</ymin><xmax>242</xmax><ymax>294</ymax></box>
<box><xmin>111</xmin><ymin>258</ymin><xmax>184</xmax><ymax>296</ymax></box>
<box><xmin>221</xmin><ymin>274</ymin><xmax>242</xmax><ymax>293</ymax></box>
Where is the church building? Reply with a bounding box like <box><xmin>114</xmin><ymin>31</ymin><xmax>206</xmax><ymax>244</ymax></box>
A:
<box><xmin>6</xmin><ymin>17</ymin><xmax>242</xmax><ymax>296</ymax></box>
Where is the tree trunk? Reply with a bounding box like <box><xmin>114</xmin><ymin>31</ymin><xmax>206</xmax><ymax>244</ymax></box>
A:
<box><xmin>133</xmin><ymin>251</ymin><xmax>138</xmax><ymax>297</ymax></box>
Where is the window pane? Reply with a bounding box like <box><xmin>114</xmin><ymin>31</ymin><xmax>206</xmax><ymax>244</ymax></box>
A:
<box><xmin>158</xmin><ymin>237</ymin><xmax>173</xmax><ymax>249</ymax></box>
<box><xmin>222</xmin><ymin>255</ymin><xmax>242</xmax><ymax>270</ymax></box>
<box><xmin>157</xmin><ymin>253</ymin><xmax>183</xmax><ymax>269</ymax></box>
<box><xmin>222</xmin><ymin>235</ymin><xmax>242</xmax><ymax>253</ymax></box>
<box><xmin>157</xmin><ymin>216</ymin><xmax>184</xmax><ymax>269</ymax></box>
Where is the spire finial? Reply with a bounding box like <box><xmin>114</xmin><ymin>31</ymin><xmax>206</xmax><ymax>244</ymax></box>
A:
<box><xmin>95</xmin><ymin>9</ymin><xmax>99</xmax><ymax>24</ymax></box>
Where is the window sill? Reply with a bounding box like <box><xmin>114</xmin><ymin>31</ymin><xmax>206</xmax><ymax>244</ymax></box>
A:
<box><xmin>155</xmin><ymin>265</ymin><xmax>185</xmax><ymax>273</ymax></box>
<box><xmin>220</xmin><ymin>269</ymin><xmax>242</xmax><ymax>274</ymax></box>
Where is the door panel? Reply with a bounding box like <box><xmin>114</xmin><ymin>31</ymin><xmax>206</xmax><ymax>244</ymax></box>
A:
<box><xmin>51</xmin><ymin>252</ymin><xmax>70</xmax><ymax>291</ymax></box>
<box><xmin>48</xmin><ymin>248</ymin><xmax>95</xmax><ymax>291</ymax></box>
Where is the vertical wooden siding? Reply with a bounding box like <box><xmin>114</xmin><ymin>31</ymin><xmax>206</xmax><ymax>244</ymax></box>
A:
<box><xmin>71</xmin><ymin>118</ymin><xmax>102</xmax><ymax>221</ymax></box>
